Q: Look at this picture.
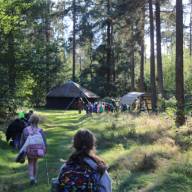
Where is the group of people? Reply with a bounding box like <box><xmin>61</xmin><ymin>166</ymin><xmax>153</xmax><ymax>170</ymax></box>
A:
<box><xmin>85</xmin><ymin>102</ymin><xmax>114</xmax><ymax>114</ymax></box>
<box><xmin>6</xmin><ymin>111</ymin><xmax>112</xmax><ymax>191</ymax></box>
<box><xmin>77</xmin><ymin>98</ymin><xmax>115</xmax><ymax>115</ymax></box>
<box><xmin>6</xmin><ymin>111</ymin><xmax>47</xmax><ymax>185</ymax></box>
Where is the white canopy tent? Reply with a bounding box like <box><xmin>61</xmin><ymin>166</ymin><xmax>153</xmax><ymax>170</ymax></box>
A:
<box><xmin>120</xmin><ymin>92</ymin><xmax>145</xmax><ymax>106</ymax></box>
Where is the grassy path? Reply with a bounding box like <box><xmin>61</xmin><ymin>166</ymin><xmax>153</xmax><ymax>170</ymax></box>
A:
<box><xmin>0</xmin><ymin>111</ymin><xmax>85</xmax><ymax>192</ymax></box>
<box><xmin>1</xmin><ymin>111</ymin><xmax>192</xmax><ymax>192</ymax></box>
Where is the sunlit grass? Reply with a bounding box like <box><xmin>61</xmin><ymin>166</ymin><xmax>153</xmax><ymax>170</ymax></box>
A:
<box><xmin>0</xmin><ymin>110</ymin><xmax>192</xmax><ymax>191</ymax></box>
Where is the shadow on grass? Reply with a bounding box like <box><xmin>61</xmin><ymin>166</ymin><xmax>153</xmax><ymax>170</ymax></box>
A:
<box><xmin>145</xmin><ymin>161</ymin><xmax>192</xmax><ymax>192</ymax></box>
<box><xmin>113</xmin><ymin>172</ymin><xmax>154</xmax><ymax>192</ymax></box>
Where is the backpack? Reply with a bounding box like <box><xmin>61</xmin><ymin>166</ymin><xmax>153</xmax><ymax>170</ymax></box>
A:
<box><xmin>58</xmin><ymin>161</ymin><xmax>100</xmax><ymax>192</ymax></box>
<box><xmin>25</xmin><ymin>127</ymin><xmax>46</xmax><ymax>158</ymax></box>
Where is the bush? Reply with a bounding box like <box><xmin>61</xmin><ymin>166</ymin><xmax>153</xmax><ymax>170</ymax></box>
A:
<box><xmin>0</xmin><ymin>99</ymin><xmax>17</xmax><ymax>120</ymax></box>
<box><xmin>159</xmin><ymin>97</ymin><xmax>177</xmax><ymax>117</ymax></box>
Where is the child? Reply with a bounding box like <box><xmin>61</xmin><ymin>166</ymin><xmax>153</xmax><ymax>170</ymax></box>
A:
<box><xmin>57</xmin><ymin>129</ymin><xmax>112</xmax><ymax>192</ymax></box>
<box><xmin>20</xmin><ymin>114</ymin><xmax>47</xmax><ymax>185</ymax></box>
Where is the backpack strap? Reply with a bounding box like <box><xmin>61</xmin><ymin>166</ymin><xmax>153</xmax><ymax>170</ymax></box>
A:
<box><xmin>83</xmin><ymin>157</ymin><xmax>104</xmax><ymax>178</ymax></box>
<box><xmin>83</xmin><ymin>157</ymin><xmax>105</xmax><ymax>191</ymax></box>
<box><xmin>27</xmin><ymin>126</ymin><xmax>41</xmax><ymax>135</ymax></box>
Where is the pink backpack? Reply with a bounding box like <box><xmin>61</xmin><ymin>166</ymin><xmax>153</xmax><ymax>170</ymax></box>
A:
<box><xmin>26</xmin><ymin>127</ymin><xmax>46</xmax><ymax>158</ymax></box>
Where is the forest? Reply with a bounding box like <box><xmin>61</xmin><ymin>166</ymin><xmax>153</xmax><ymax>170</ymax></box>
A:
<box><xmin>0</xmin><ymin>0</ymin><xmax>192</xmax><ymax>191</ymax></box>
<box><xmin>0</xmin><ymin>0</ymin><xmax>191</xmax><ymax>123</ymax></box>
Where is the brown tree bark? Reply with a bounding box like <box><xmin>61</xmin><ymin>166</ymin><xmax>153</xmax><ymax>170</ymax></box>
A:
<box><xmin>140</xmin><ymin>6</ymin><xmax>145</xmax><ymax>92</ymax></box>
<box><xmin>111</xmin><ymin>23</ymin><xmax>115</xmax><ymax>83</ymax></box>
<box><xmin>149</xmin><ymin>0</ymin><xmax>157</xmax><ymax>112</ymax></box>
<box><xmin>190</xmin><ymin>0</ymin><xmax>192</xmax><ymax>55</ymax></box>
<box><xmin>155</xmin><ymin>0</ymin><xmax>164</xmax><ymax>97</ymax></box>
<box><xmin>45</xmin><ymin>0</ymin><xmax>51</xmax><ymax>92</ymax></box>
<box><xmin>131</xmin><ymin>24</ymin><xmax>135</xmax><ymax>91</ymax></box>
<box><xmin>176</xmin><ymin>0</ymin><xmax>185</xmax><ymax>126</ymax></box>
<box><xmin>106</xmin><ymin>0</ymin><xmax>112</xmax><ymax>87</ymax></box>
<box><xmin>72</xmin><ymin>0</ymin><xmax>76</xmax><ymax>81</ymax></box>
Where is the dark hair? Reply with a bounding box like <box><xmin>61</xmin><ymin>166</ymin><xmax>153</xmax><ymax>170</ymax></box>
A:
<box><xmin>68</xmin><ymin>129</ymin><xmax>96</xmax><ymax>163</ymax></box>
<box><xmin>68</xmin><ymin>129</ymin><xmax>107</xmax><ymax>173</ymax></box>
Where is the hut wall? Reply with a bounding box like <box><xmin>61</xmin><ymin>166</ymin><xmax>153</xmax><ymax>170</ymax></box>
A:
<box><xmin>46</xmin><ymin>97</ymin><xmax>77</xmax><ymax>109</ymax></box>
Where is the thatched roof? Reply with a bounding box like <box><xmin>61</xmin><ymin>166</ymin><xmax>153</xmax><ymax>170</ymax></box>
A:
<box><xmin>47</xmin><ymin>81</ymin><xmax>99</xmax><ymax>98</ymax></box>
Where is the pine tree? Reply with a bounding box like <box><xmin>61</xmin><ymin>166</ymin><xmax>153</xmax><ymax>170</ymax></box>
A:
<box><xmin>175</xmin><ymin>0</ymin><xmax>185</xmax><ymax>126</ymax></box>
<box><xmin>155</xmin><ymin>0</ymin><xmax>164</xmax><ymax>97</ymax></box>
<box><xmin>149</xmin><ymin>0</ymin><xmax>157</xmax><ymax>111</ymax></box>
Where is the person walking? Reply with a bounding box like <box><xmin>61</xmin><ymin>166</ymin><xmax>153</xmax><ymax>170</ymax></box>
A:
<box><xmin>6</xmin><ymin>117</ymin><xmax>26</xmax><ymax>150</ymax></box>
<box><xmin>77</xmin><ymin>98</ymin><xmax>84</xmax><ymax>114</ymax></box>
<box><xmin>57</xmin><ymin>129</ymin><xmax>112</xmax><ymax>192</ymax></box>
<box><xmin>20</xmin><ymin>114</ymin><xmax>47</xmax><ymax>185</ymax></box>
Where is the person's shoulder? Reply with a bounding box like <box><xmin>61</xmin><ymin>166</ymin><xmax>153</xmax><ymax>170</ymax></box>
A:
<box><xmin>24</xmin><ymin>125</ymin><xmax>31</xmax><ymax>130</ymax></box>
<box><xmin>38</xmin><ymin>127</ymin><xmax>44</xmax><ymax>133</ymax></box>
<box><xmin>84</xmin><ymin>156</ymin><xmax>99</xmax><ymax>170</ymax></box>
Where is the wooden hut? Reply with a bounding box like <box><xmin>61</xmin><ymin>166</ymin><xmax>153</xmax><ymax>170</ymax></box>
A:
<box><xmin>46</xmin><ymin>81</ymin><xmax>99</xmax><ymax>109</ymax></box>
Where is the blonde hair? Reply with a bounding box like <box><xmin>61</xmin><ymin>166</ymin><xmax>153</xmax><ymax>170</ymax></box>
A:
<box><xmin>29</xmin><ymin>114</ymin><xmax>40</xmax><ymax>127</ymax></box>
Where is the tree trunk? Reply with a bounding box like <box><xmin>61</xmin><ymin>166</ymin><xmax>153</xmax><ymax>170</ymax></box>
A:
<box><xmin>149</xmin><ymin>0</ymin><xmax>157</xmax><ymax>112</ymax></box>
<box><xmin>106</xmin><ymin>0</ymin><xmax>112</xmax><ymax>87</ymax></box>
<box><xmin>88</xmin><ymin>38</ymin><xmax>93</xmax><ymax>81</ymax></box>
<box><xmin>140</xmin><ymin>41</ymin><xmax>145</xmax><ymax>91</ymax></box>
<box><xmin>131</xmin><ymin>24</ymin><xmax>135</xmax><ymax>91</ymax></box>
<box><xmin>176</xmin><ymin>0</ymin><xmax>185</xmax><ymax>126</ymax></box>
<box><xmin>8</xmin><ymin>31</ymin><xmax>16</xmax><ymax>95</ymax></box>
<box><xmin>111</xmin><ymin>23</ymin><xmax>115</xmax><ymax>83</ymax></box>
<box><xmin>140</xmin><ymin>6</ymin><xmax>145</xmax><ymax>92</ymax></box>
<box><xmin>45</xmin><ymin>0</ymin><xmax>51</xmax><ymax>92</ymax></box>
<box><xmin>155</xmin><ymin>0</ymin><xmax>164</xmax><ymax>97</ymax></box>
<box><xmin>72</xmin><ymin>0</ymin><xmax>76</xmax><ymax>81</ymax></box>
<box><xmin>190</xmin><ymin>0</ymin><xmax>192</xmax><ymax>56</ymax></box>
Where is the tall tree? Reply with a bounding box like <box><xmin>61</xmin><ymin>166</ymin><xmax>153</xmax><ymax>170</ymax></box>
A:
<box><xmin>106</xmin><ymin>0</ymin><xmax>112</xmax><ymax>87</ymax></box>
<box><xmin>155</xmin><ymin>0</ymin><xmax>164</xmax><ymax>97</ymax></box>
<box><xmin>130</xmin><ymin>23</ymin><xmax>135</xmax><ymax>91</ymax></box>
<box><xmin>45</xmin><ymin>0</ymin><xmax>51</xmax><ymax>92</ymax></box>
<box><xmin>72</xmin><ymin>0</ymin><xmax>76</xmax><ymax>81</ymax></box>
<box><xmin>175</xmin><ymin>0</ymin><xmax>185</xmax><ymax>126</ymax></box>
<box><xmin>190</xmin><ymin>0</ymin><xmax>192</xmax><ymax>56</ymax></box>
<box><xmin>140</xmin><ymin>5</ymin><xmax>145</xmax><ymax>92</ymax></box>
<box><xmin>149</xmin><ymin>0</ymin><xmax>157</xmax><ymax>111</ymax></box>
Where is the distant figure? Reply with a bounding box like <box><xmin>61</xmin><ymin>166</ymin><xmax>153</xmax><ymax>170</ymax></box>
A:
<box><xmin>88</xmin><ymin>102</ymin><xmax>93</xmax><ymax>115</ymax></box>
<box><xmin>85</xmin><ymin>102</ymin><xmax>93</xmax><ymax>116</ymax></box>
<box><xmin>121</xmin><ymin>104</ymin><xmax>127</xmax><ymax>112</ymax></box>
<box><xmin>85</xmin><ymin>103</ymin><xmax>89</xmax><ymax>115</ymax></box>
<box><xmin>99</xmin><ymin>103</ymin><xmax>104</xmax><ymax>113</ymax></box>
<box><xmin>6</xmin><ymin>118</ymin><xmax>26</xmax><ymax>150</ymax></box>
<box><xmin>57</xmin><ymin>129</ymin><xmax>112</xmax><ymax>192</ymax></box>
<box><xmin>135</xmin><ymin>98</ymin><xmax>140</xmax><ymax>112</ymax></box>
<box><xmin>77</xmin><ymin>98</ymin><xmax>84</xmax><ymax>114</ymax></box>
<box><xmin>25</xmin><ymin>110</ymin><xmax>34</xmax><ymax>123</ymax></box>
<box><xmin>20</xmin><ymin>114</ymin><xmax>47</xmax><ymax>185</ymax></box>
<box><xmin>93</xmin><ymin>102</ymin><xmax>98</xmax><ymax>113</ymax></box>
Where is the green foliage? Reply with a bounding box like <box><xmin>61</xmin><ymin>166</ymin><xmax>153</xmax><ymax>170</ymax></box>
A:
<box><xmin>159</xmin><ymin>96</ymin><xmax>177</xmax><ymax>117</ymax></box>
<box><xmin>15</xmin><ymin>75</ymin><xmax>35</xmax><ymax>107</ymax></box>
<box><xmin>0</xmin><ymin>0</ymin><xmax>67</xmax><ymax>111</ymax></box>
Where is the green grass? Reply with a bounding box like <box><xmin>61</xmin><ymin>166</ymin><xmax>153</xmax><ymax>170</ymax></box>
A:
<box><xmin>1</xmin><ymin>110</ymin><xmax>192</xmax><ymax>192</ymax></box>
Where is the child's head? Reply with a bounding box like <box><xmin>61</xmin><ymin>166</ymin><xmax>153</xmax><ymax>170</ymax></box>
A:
<box><xmin>73</xmin><ymin>129</ymin><xmax>96</xmax><ymax>154</ymax></box>
<box><xmin>29</xmin><ymin>114</ymin><xmax>39</xmax><ymax>126</ymax></box>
